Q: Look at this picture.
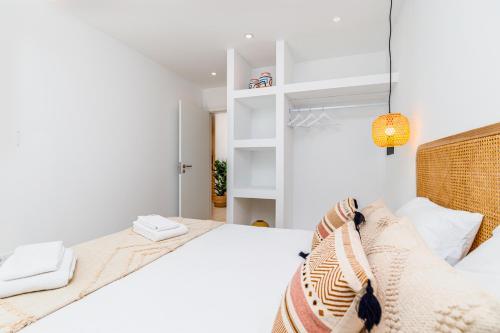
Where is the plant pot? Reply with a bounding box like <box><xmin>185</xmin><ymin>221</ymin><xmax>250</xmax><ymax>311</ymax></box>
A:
<box><xmin>213</xmin><ymin>195</ymin><xmax>227</xmax><ymax>208</ymax></box>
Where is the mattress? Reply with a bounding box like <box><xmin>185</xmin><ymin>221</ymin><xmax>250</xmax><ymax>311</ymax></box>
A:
<box><xmin>22</xmin><ymin>224</ymin><xmax>312</xmax><ymax>333</ymax></box>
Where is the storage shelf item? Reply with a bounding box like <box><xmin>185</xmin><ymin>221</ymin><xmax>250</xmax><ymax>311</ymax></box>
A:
<box><xmin>237</xmin><ymin>66</ymin><xmax>276</xmax><ymax>91</ymax></box>
<box><xmin>229</xmin><ymin>41</ymin><xmax>276</xmax><ymax>91</ymax></box>
<box><xmin>233</xmin><ymin>94</ymin><xmax>276</xmax><ymax>140</ymax></box>
<box><xmin>233</xmin><ymin>198</ymin><xmax>276</xmax><ymax>227</ymax></box>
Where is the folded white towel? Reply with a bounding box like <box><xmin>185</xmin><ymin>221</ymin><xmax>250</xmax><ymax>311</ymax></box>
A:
<box><xmin>136</xmin><ymin>215</ymin><xmax>181</xmax><ymax>231</ymax></box>
<box><xmin>0</xmin><ymin>241</ymin><xmax>65</xmax><ymax>281</ymax></box>
<box><xmin>133</xmin><ymin>221</ymin><xmax>188</xmax><ymax>242</ymax></box>
<box><xmin>0</xmin><ymin>248</ymin><xmax>77</xmax><ymax>298</ymax></box>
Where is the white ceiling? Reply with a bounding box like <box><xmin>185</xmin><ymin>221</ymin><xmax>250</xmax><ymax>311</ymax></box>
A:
<box><xmin>55</xmin><ymin>0</ymin><xmax>400</xmax><ymax>88</ymax></box>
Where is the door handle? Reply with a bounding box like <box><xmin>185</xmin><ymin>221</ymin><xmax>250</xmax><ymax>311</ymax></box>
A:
<box><xmin>178</xmin><ymin>162</ymin><xmax>193</xmax><ymax>174</ymax></box>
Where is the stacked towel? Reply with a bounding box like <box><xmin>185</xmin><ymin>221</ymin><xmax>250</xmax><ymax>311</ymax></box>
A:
<box><xmin>0</xmin><ymin>242</ymin><xmax>77</xmax><ymax>298</ymax></box>
<box><xmin>136</xmin><ymin>215</ymin><xmax>181</xmax><ymax>231</ymax></box>
<box><xmin>0</xmin><ymin>241</ymin><xmax>65</xmax><ymax>281</ymax></box>
<box><xmin>133</xmin><ymin>215</ymin><xmax>188</xmax><ymax>242</ymax></box>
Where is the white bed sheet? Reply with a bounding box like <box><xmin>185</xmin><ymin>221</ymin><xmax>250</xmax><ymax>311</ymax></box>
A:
<box><xmin>23</xmin><ymin>224</ymin><xmax>312</xmax><ymax>333</ymax></box>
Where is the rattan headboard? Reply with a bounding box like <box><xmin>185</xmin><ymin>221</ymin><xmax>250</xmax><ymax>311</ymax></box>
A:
<box><xmin>416</xmin><ymin>122</ymin><xmax>500</xmax><ymax>251</ymax></box>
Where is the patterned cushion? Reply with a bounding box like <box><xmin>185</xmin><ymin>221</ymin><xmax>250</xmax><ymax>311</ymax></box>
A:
<box><xmin>273</xmin><ymin>221</ymin><xmax>379</xmax><ymax>333</ymax></box>
<box><xmin>311</xmin><ymin>198</ymin><xmax>358</xmax><ymax>251</ymax></box>
<box><xmin>360</xmin><ymin>200</ymin><xmax>500</xmax><ymax>332</ymax></box>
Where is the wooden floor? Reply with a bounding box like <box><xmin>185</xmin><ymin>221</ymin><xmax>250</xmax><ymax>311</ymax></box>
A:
<box><xmin>211</xmin><ymin>207</ymin><xmax>226</xmax><ymax>222</ymax></box>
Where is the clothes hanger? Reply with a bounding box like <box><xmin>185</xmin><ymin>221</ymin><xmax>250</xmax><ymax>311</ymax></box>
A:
<box><xmin>287</xmin><ymin>112</ymin><xmax>303</xmax><ymax>127</ymax></box>
<box><xmin>294</xmin><ymin>109</ymin><xmax>316</xmax><ymax>127</ymax></box>
<box><xmin>304</xmin><ymin>108</ymin><xmax>333</xmax><ymax>127</ymax></box>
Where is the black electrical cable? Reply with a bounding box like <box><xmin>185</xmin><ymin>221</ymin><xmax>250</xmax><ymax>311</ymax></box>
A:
<box><xmin>388</xmin><ymin>0</ymin><xmax>393</xmax><ymax>114</ymax></box>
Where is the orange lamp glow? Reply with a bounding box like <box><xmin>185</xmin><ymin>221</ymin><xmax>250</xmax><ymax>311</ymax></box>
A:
<box><xmin>372</xmin><ymin>113</ymin><xmax>410</xmax><ymax>148</ymax></box>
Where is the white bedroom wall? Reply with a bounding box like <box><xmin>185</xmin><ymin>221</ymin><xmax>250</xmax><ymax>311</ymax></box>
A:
<box><xmin>214</xmin><ymin>113</ymin><xmax>228</xmax><ymax>161</ymax></box>
<box><xmin>202</xmin><ymin>86</ymin><xmax>227</xmax><ymax>160</ymax></box>
<box><xmin>385</xmin><ymin>0</ymin><xmax>500</xmax><ymax>209</ymax></box>
<box><xmin>291</xmin><ymin>108</ymin><xmax>387</xmax><ymax>230</ymax></box>
<box><xmin>202</xmin><ymin>86</ymin><xmax>226</xmax><ymax>111</ymax></box>
<box><xmin>292</xmin><ymin>51</ymin><xmax>387</xmax><ymax>82</ymax></box>
<box><xmin>0</xmin><ymin>1</ymin><xmax>202</xmax><ymax>253</ymax></box>
<box><xmin>288</xmin><ymin>52</ymin><xmax>389</xmax><ymax>230</ymax></box>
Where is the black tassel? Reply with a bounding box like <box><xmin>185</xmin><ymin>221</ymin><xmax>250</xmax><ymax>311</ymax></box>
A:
<box><xmin>353</xmin><ymin>198</ymin><xmax>358</xmax><ymax>209</ymax></box>
<box><xmin>298</xmin><ymin>251</ymin><xmax>309</xmax><ymax>259</ymax></box>
<box><xmin>353</xmin><ymin>211</ymin><xmax>366</xmax><ymax>234</ymax></box>
<box><xmin>358</xmin><ymin>279</ymin><xmax>382</xmax><ymax>332</ymax></box>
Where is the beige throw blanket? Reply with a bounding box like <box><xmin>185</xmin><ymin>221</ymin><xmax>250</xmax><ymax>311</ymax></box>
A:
<box><xmin>0</xmin><ymin>218</ymin><xmax>222</xmax><ymax>333</ymax></box>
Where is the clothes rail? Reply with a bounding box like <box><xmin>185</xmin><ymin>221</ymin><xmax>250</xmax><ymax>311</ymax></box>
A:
<box><xmin>289</xmin><ymin>102</ymin><xmax>386</xmax><ymax>113</ymax></box>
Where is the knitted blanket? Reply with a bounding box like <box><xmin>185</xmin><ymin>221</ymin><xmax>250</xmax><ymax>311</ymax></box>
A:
<box><xmin>0</xmin><ymin>218</ymin><xmax>223</xmax><ymax>333</ymax></box>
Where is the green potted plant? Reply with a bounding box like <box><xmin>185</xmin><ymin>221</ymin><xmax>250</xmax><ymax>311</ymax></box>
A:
<box><xmin>213</xmin><ymin>159</ymin><xmax>227</xmax><ymax>208</ymax></box>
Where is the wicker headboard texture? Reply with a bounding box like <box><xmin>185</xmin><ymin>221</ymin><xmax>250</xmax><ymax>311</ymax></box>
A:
<box><xmin>416</xmin><ymin>122</ymin><xmax>500</xmax><ymax>251</ymax></box>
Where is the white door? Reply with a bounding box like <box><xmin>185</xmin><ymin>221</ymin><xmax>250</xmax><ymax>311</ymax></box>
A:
<box><xmin>178</xmin><ymin>100</ymin><xmax>211</xmax><ymax>219</ymax></box>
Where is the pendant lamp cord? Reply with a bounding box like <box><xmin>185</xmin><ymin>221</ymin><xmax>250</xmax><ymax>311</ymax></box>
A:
<box><xmin>388</xmin><ymin>0</ymin><xmax>393</xmax><ymax>114</ymax></box>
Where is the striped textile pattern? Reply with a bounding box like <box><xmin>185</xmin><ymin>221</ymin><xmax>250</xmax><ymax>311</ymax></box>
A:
<box><xmin>311</xmin><ymin>198</ymin><xmax>358</xmax><ymax>251</ymax></box>
<box><xmin>273</xmin><ymin>222</ymin><xmax>373</xmax><ymax>333</ymax></box>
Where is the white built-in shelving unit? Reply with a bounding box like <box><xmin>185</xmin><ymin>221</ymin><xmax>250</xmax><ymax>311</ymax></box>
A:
<box><xmin>227</xmin><ymin>40</ymin><xmax>398</xmax><ymax>228</ymax></box>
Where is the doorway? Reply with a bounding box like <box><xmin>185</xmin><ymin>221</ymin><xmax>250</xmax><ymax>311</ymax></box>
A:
<box><xmin>210</xmin><ymin>111</ymin><xmax>227</xmax><ymax>222</ymax></box>
<box><xmin>178</xmin><ymin>100</ymin><xmax>211</xmax><ymax>219</ymax></box>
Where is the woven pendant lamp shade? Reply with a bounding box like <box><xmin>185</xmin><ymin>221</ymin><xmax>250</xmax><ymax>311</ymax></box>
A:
<box><xmin>372</xmin><ymin>113</ymin><xmax>410</xmax><ymax>147</ymax></box>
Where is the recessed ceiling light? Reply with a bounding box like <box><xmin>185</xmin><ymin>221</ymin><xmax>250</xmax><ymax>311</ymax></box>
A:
<box><xmin>244</xmin><ymin>33</ymin><xmax>254</xmax><ymax>39</ymax></box>
<box><xmin>332</xmin><ymin>16</ymin><xmax>341</xmax><ymax>23</ymax></box>
<box><xmin>210</xmin><ymin>72</ymin><xmax>217</xmax><ymax>76</ymax></box>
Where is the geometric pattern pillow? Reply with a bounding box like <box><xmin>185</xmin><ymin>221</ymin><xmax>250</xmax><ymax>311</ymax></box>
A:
<box><xmin>311</xmin><ymin>197</ymin><xmax>358</xmax><ymax>251</ymax></box>
<box><xmin>273</xmin><ymin>221</ymin><xmax>380</xmax><ymax>333</ymax></box>
<box><xmin>360</xmin><ymin>200</ymin><xmax>500</xmax><ymax>333</ymax></box>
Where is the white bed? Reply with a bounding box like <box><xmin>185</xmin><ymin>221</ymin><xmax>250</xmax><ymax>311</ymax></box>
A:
<box><xmin>22</xmin><ymin>224</ymin><xmax>312</xmax><ymax>333</ymax></box>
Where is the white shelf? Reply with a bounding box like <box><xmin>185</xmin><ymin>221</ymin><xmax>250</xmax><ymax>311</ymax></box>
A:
<box><xmin>233</xmin><ymin>86</ymin><xmax>277</xmax><ymax>99</ymax></box>
<box><xmin>233</xmin><ymin>139</ymin><xmax>276</xmax><ymax>150</ymax></box>
<box><xmin>284</xmin><ymin>73</ymin><xmax>399</xmax><ymax>107</ymax></box>
<box><xmin>233</xmin><ymin>94</ymin><xmax>276</xmax><ymax>140</ymax></box>
<box><xmin>232</xmin><ymin>187</ymin><xmax>277</xmax><ymax>200</ymax></box>
<box><xmin>233</xmin><ymin>148</ymin><xmax>275</xmax><ymax>190</ymax></box>
<box><xmin>228</xmin><ymin>41</ymin><xmax>400</xmax><ymax>228</ymax></box>
<box><xmin>232</xmin><ymin>197</ymin><xmax>276</xmax><ymax>227</ymax></box>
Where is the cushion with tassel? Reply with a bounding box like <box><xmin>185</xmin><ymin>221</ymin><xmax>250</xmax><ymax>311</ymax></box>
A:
<box><xmin>359</xmin><ymin>200</ymin><xmax>500</xmax><ymax>332</ymax></box>
<box><xmin>273</xmin><ymin>221</ymin><xmax>382</xmax><ymax>333</ymax></box>
<box><xmin>311</xmin><ymin>198</ymin><xmax>361</xmax><ymax>252</ymax></box>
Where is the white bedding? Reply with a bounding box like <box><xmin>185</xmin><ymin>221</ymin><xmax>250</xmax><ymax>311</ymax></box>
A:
<box><xmin>22</xmin><ymin>224</ymin><xmax>312</xmax><ymax>333</ymax></box>
<box><xmin>455</xmin><ymin>227</ymin><xmax>500</xmax><ymax>300</ymax></box>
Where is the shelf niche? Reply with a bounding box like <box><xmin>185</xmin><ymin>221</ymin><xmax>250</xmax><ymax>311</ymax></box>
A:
<box><xmin>234</xmin><ymin>95</ymin><xmax>276</xmax><ymax>140</ymax></box>
<box><xmin>231</xmin><ymin>43</ymin><xmax>276</xmax><ymax>92</ymax></box>
<box><xmin>233</xmin><ymin>198</ymin><xmax>276</xmax><ymax>227</ymax></box>
<box><xmin>233</xmin><ymin>147</ymin><xmax>276</xmax><ymax>192</ymax></box>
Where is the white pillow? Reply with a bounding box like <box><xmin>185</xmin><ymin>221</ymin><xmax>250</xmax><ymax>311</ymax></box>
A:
<box><xmin>396</xmin><ymin>197</ymin><xmax>483</xmax><ymax>265</ymax></box>
<box><xmin>455</xmin><ymin>232</ymin><xmax>500</xmax><ymax>300</ymax></box>
<box><xmin>455</xmin><ymin>228</ymin><xmax>500</xmax><ymax>275</ymax></box>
